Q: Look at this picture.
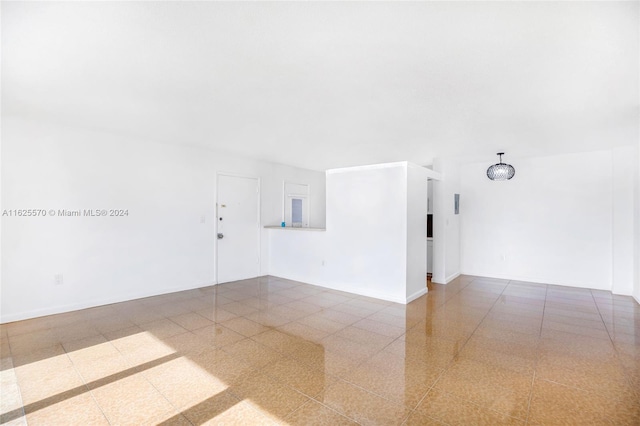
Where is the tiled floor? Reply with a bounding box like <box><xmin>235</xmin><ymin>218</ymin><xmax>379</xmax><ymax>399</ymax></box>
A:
<box><xmin>1</xmin><ymin>275</ymin><xmax>639</xmax><ymax>425</ymax></box>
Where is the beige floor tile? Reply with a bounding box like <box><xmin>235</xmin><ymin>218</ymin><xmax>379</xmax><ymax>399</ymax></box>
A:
<box><xmin>384</xmin><ymin>337</ymin><xmax>461</xmax><ymax>369</ymax></box>
<box><xmin>169</xmin><ymin>312</ymin><xmax>214</xmax><ymax>331</ymax></box>
<box><xmin>456</xmin><ymin>343</ymin><xmax>536</xmax><ymax>375</ymax></box>
<box><xmin>163</xmin><ymin>331</ymin><xmax>214</xmax><ymax>356</ymax></box>
<box><xmin>535</xmin><ymin>359</ymin><xmax>635</xmax><ymax>398</ymax></box>
<box><xmin>0</xmin><ymin>382</ymin><xmax>25</xmax><ymax>422</ymax></box>
<box><xmin>144</xmin><ymin>356</ymin><xmax>228</xmax><ymax>409</ymax></box>
<box><xmin>320</xmin><ymin>334</ymin><xmax>385</xmax><ymax>361</ymax></box>
<box><xmin>73</xmin><ymin>353</ymin><xmax>133</xmax><ymax>385</ymax></box>
<box><xmin>110</xmin><ymin>331</ymin><xmax>178</xmax><ymax>367</ymax></box>
<box><xmin>8</xmin><ymin>329</ymin><xmax>60</xmax><ymax>355</ymax></box>
<box><xmin>231</xmin><ymin>370</ymin><xmax>310</xmax><ymax>418</ymax></box>
<box><xmin>414</xmin><ymin>389</ymin><xmax>524</xmax><ymax>425</ymax></box>
<box><xmin>298</xmin><ymin>314</ymin><xmax>347</xmax><ymax>334</ymax></box>
<box><xmin>190</xmin><ymin>348</ymin><xmax>257</xmax><ymax>386</ymax></box>
<box><xmin>221</xmin><ymin>317</ymin><xmax>271</xmax><ymax>337</ymax></box>
<box><xmin>222</xmin><ymin>338</ymin><xmax>284</xmax><ymax>368</ymax></box>
<box><xmin>351</xmin><ymin>318</ymin><xmax>406</xmax><ymax>338</ymax></box>
<box><xmin>316</xmin><ymin>379</ymin><xmax>412</xmax><ymax>426</ymax></box>
<box><xmin>276</xmin><ymin>321</ymin><xmax>331</xmax><ymax>343</ymax></box>
<box><xmin>63</xmin><ymin>334</ymin><xmax>121</xmax><ymax>364</ymax></box>
<box><xmin>196</xmin><ymin>307</ymin><xmax>238</xmax><ymax>323</ymax></box>
<box><xmin>343</xmin><ymin>350</ymin><xmax>443</xmax><ymax>409</ymax></box>
<box><xmin>251</xmin><ymin>328</ymin><xmax>302</xmax><ymax>353</ymax></box>
<box><xmin>24</xmin><ymin>393</ymin><xmax>109</xmax><ymax>425</ymax></box>
<box><xmin>246</xmin><ymin>310</ymin><xmax>294</xmax><ymax>327</ymax></box>
<box><xmin>91</xmin><ymin>374</ymin><xmax>176</xmax><ymax>425</ymax></box>
<box><xmin>12</xmin><ymin>344</ymin><xmax>72</xmax><ymax>373</ymax></box>
<box><xmin>219</xmin><ymin>301</ymin><xmax>259</xmax><ymax>316</ymax></box>
<box><xmin>17</xmin><ymin>365</ymin><xmax>86</xmax><ymax>406</ymax></box>
<box><xmin>528</xmin><ymin>379</ymin><xmax>640</xmax><ymax>425</ymax></box>
<box><xmin>434</xmin><ymin>358</ymin><xmax>533</xmax><ymax>420</ymax></box>
<box><xmin>140</xmin><ymin>318</ymin><xmax>189</xmax><ymax>339</ymax></box>
<box><xmin>403</xmin><ymin>411</ymin><xmax>448</xmax><ymax>426</ymax></box>
<box><xmin>192</xmin><ymin>324</ymin><xmax>246</xmax><ymax>348</ymax></box>
<box><xmin>3</xmin><ymin>276</ymin><xmax>639</xmax><ymax>425</ymax></box>
<box><xmin>180</xmin><ymin>390</ymin><xmax>279</xmax><ymax>425</ymax></box>
<box><xmin>313</xmin><ymin>309</ymin><xmax>363</xmax><ymax>325</ymax></box>
<box><xmin>262</xmin><ymin>357</ymin><xmax>337</xmax><ymax>398</ymax></box>
<box><xmin>284</xmin><ymin>400</ymin><xmax>358</xmax><ymax>425</ymax></box>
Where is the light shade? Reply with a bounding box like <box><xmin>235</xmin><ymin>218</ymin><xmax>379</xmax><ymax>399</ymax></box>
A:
<box><xmin>486</xmin><ymin>153</ymin><xmax>515</xmax><ymax>181</ymax></box>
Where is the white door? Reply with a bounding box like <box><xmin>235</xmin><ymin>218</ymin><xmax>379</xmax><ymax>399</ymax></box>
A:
<box><xmin>216</xmin><ymin>174</ymin><xmax>260</xmax><ymax>283</ymax></box>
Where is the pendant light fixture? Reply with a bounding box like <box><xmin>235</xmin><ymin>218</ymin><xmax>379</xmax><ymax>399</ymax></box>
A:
<box><xmin>486</xmin><ymin>152</ymin><xmax>515</xmax><ymax>181</ymax></box>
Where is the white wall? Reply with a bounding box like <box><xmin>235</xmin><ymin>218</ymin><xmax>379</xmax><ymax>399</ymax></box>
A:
<box><xmin>612</xmin><ymin>146</ymin><xmax>636</xmax><ymax>295</ymax></box>
<box><xmin>460</xmin><ymin>151</ymin><xmax>614</xmax><ymax>290</ymax></box>
<box><xmin>406</xmin><ymin>164</ymin><xmax>429</xmax><ymax>300</ymax></box>
<box><xmin>432</xmin><ymin>158</ymin><xmax>461</xmax><ymax>284</ymax></box>
<box><xmin>1</xmin><ymin>117</ymin><xmax>325</xmax><ymax>322</ymax></box>
<box><xmin>269</xmin><ymin>162</ymin><xmax>429</xmax><ymax>303</ymax></box>
<box><xmin>635</xmin><ymin>134</ymin><xmax>640</xmax><ymax>303</ymax></box>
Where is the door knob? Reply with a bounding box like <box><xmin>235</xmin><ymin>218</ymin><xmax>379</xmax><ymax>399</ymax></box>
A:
<box><xmin>217</xmin><ymin>233</ymin><xmax>224</xmax><ymax>239</ymax></box>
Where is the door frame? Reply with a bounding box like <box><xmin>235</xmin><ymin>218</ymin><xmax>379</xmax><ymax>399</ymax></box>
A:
<box><xmin>215</xmin><ymin>172</ymin><xmax>261</xmax><ymax>284</ymax></box>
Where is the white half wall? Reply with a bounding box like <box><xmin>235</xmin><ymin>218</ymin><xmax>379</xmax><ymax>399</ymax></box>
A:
<box><xmin>460</xmin><ymin>150</ymin><xmax>614</xmax><ymax>290</ymax></box>
<box><xmin>1</xmin><ymin>117</ymin><xmax>325</xmax><ymax>322</ymax></box>
<box><xmin>269</xmin><ymin>162</ymin><xmax>428</xmax><ymax>303</ymax></box>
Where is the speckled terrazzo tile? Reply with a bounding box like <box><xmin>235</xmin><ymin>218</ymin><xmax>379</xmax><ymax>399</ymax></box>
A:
<box><xmin>179</xmin><ymin>390</ymin><xmax>277</xmax><ymax>425</ymax></box>
<box><xmin>196</xmin><ymin>307</ymin><xmax>238</xmax><ymax>323</ymax></box>
<box><xmin>382</xmin><ymin>339</ymin><xmax>459</xmax><ymax>370</ymax></box>
<box><xmin>230</xmin><ymin>370</ymin><xmax>310</xmax><ymax>418</ymax></box>
<box><xmin>190</xmin><ymin>348</ymin><xmax>257</xmax><ymax>387</ymax></box>
<box><xmin>433</xmin><ymin>358</ymin><xmax>532</xmax><ymax>420</ymax></box>
<box><xmin>90</xmin><ymin>374</ymin><xmax>176</xmax><ymax>425</ymax></box>
<box><xmin>402</xmin><ymin>411</ymin><xmax>448</xmax><ymax>426</ymax></box>
<box><xmin>315</xmin><ymin>379</ymin><xmax>412</xmax><ymax>426</ymax></box>
<box><xmin>192</xmin><ymin>323</ymin><xmax>246</xmax><ymax>348</ymax></box>
<box><xmin>16</xmin><ymin>365</ymin><xmax>86</xmax><ymax>406</ymax></box>
<box><xmin>284</xmin><ymin>400</ymin><xmax>359</xmax><ymax>425</ymax></box>
<box><xmin>528</xmin><ymin>379</ymin><xmax>640</xmax><ymax>425</ymax></box>
<box><xmin>168</xmin><ymin>312</ymin><xmax>214</xmax><ymax>331</ymax></box>
<box><xmin>261</xmin><ymin>357</ymin><xmax>338</xmax><ymax>398</ymax></box>
<box><xmin>222</xmin><ymin>338</ymin><xmax>284</xmax><ymax>368</ymax></box>
<box><xmin>414</xmin><ymin>389</ymin><xmax>524</xmax><ymax>425</ymax></box>
<box><xmin>276</xmin><ymin>321</ymin><xmax>331</xmax><ymax>343</ymax></box>
<box><xmin>343</xmin><ymin>350</ymin><xmax>443</xmax><ymax>408</ymax></box>
<box><xmin>24</xmin><ymin>393</ymin><xmax>109</xmax><ymax>426</ymax></box>
<box><xmin>142</xmin><ymin>355</ymin><xmax>227</xmax><ymax>410</ymax></box>
<box><xmin>220</xmin><ymin>317</ymin><xmax>271</xmax><ymax>337</ymax></box>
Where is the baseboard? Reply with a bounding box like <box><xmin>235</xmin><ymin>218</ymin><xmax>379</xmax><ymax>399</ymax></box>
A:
<box><xmin>431</xmin><ymin>271</ymin><xmax>460</xmax><ymax>285</ymax></box>
<box><xmin>0</xmin><ymin>281</ymin><xmax>214</xmax><ymax>324</ymax></box>
<box><xmin>406</xmin><ymin>287</ymin><xmax>428</xmax><ymax>303</ymax></box>
<box><xmin>445</xmin><ymin>272</ymin><xmax>461</xmax><ymax>284</ymax></box>
<box><xmin>268</xmin><ymin>273</ymin><xmax>409</xmax><ymax>304</ymax></box>
<box><xmin>459</xmin><ymin>270</ymin><xmax>612</xmax><ymax>291</ymax></box>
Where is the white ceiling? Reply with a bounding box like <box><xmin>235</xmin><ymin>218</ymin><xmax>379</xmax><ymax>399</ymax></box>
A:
<box><xmin>3</xmin><ymin>1</ymin><xmax>638</xmax><ymax>171</ymax></box>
